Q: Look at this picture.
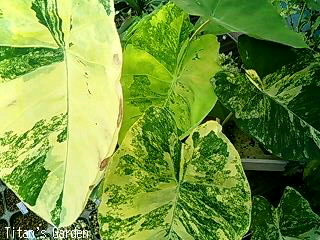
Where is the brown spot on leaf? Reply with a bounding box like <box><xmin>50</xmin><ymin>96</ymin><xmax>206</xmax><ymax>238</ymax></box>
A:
<box><xmin>77</xmin><ymin>58</ymin><xmax>85</xmax><ymax>66</ymax></box>
<box><xmin>70</xmin><ymin>16</ymin><xmax>73</xmax><ymax>30</ymax></box>
<box><xmin>100</xmin><ymin>157</ymin><xmax>111</xmax><ymax>170</ymax></box>
<box><xmin>7</xmin><ymin>100</ymin><xmax>17</xmax><ymax>107</ymax></box>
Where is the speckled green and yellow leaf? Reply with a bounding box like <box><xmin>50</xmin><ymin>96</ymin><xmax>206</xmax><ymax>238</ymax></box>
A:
<box><xmin>171</xmin><ymin>0</ymin><xmax>307</xmax><ymax>48</ymax></box>
<box><xmin>213</xmin><ymin>53</ymin><xmax>320</xmax><ymax>162</ymax></box>
<box><xmin>119</xmin><ymin>3</ymin><xmax>220</xmax><ymax>141</ymax></box>
<box><xmin>251</xmin><ymin>187</ymin><xmax>320</xmax><ymax>240</ymax></box>
<box><xmin>99</xmin><ymin>107</ymin><xmax>251</xmax><ymax>240</ymax></box>
<box><xmin>0</xmin><ymin>0</ymin><xmax>122</xmax><ymax>227</ymax></box>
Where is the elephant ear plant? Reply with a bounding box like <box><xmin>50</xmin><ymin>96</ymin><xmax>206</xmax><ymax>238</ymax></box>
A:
<box><xmin>0</xmin><ymin>0</ymin><xmax>319</xmax><ymax>239</ymax></box>
<box><xmin>97</xmin><ymin>1</ymin><xmax>316</xmax><ymax>239</ymax></box>
<box><xmin>118</xmin><ymin>3</ymin><xmax>221</xmax><ymax>141</ymax></box>
<box><xmin>213</xmin><ymin>51</ymin><xmax>320</xmax><ymax>162</ymax></box>
<box><xmin>97</xmin><ymin>3</ymin><xmax>251</xmax><ymax>239</ymax></box>
<box><xmin>0</xmin><ymin>0</ymin><xmax>122</xmax><ymax>227</ymax></box>
<box><xmin>170</xmin><ymin>0</ymin><xmax>308</xmax><ymax>47</ymax></box>
<box><xmin>99</xmin><ymin>107</ymin><xmax>251</xmax><ymax>239</ymax></box>
<box><xmin>251</xmin><ymin>187</ymin><xmax>320</xmax><ymax>239</ymax></box>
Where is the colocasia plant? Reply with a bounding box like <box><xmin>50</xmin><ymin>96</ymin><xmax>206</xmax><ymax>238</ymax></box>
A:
<box><xmin>0</xmin><ymin>0</ymin><xmax>123</xmax><ymax>226</ymax></box>
<box><xmin>0</xmin><ymin>0</ymin><xmax>319</xmax><ymax>239</ymax></box>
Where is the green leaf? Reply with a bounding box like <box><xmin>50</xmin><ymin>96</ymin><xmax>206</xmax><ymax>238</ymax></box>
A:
<box><xmin>238</xmin><ymin>35</ymin><xmax>297</xmax><ymax>78</ymax></box>
<box><xmin>306</xmin><ymin>0</ymin><xmax>320</xmax><ymax>11</ymax></box>
<box><xmin>119</xmin><ymin>3</ymin><xmax>220</xmax><ymax>142</ymax></box>
<box><xmin>311</xmin><ymin>16</ymin><xmax>320</xmax><ymax>35</ymax></box>
<box><xmin>304</xmin><ymin>160</ymin><xmax>320</xmax><ymax>193</ymax></box>
<box><xmin>213</xmin><ymin>52</ymin><xmax>320</xmax><ymax>162</ymax></box>
<box><xmin>304</xmin><ymin>160</ymin><xmax>320</xmax><ymax>211</ymax></box>
<box><xmin>195</xmin><ymin>17</ymin><xmax>229</xmax><ymax>35</ymax></box>
<box><xmin>251</xmin><ymin>187</ymin><xmax>320</xmax><ymax>239</ymax></box>
<box><xmin>99</xmin><ymin>107</ymin><xmax>251</xmax><ymax>240</ymax></box>
<box><xmin>171</xmin><ymin>0</ymin><xmax>308</xmax><ymax>48</ymax></box>
<box><xmin>0</xmin><ymin>0</ymin><xmax>122</xmax><ymax>227</ymax></box>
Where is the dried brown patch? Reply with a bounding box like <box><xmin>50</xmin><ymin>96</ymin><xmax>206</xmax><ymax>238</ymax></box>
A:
<box><xmin>100</xmin><ymin>157</ymin><xmax>111</xmax><ymax>170</ymax></box>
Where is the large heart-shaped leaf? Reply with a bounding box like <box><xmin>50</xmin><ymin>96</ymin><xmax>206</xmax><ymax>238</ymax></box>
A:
<box><xmin>213</xmin><ymin>53</ymin><xmax>320</xmax><ymax>162</ymax></box>
<box><xmin>171</xmin><ymin>0</ymin><xmax>307</xmax><ymax>48</ymax></box>
<box><xmin>119</xmin><ymin>3</ymin><xmax>220</xmax><ymax>141</ymax></box>
<box><xmin>99</xmin><ymin>107</ymin><xmax>251</xmax><ymax>240</ymax></box>
<box><xmin>306</xmin><ymin>0</ymin><xmax>320</xmax><ymax>11</ymax></box>
<box><xmin>0</xmin><ymin>0</ymin><xmax>122</xmax><ymax>227</ymax></box>
<box><xmin>251</xmin><ymin>187</ymin><xmax>320</xmax><ymax>239</ymax></box>
<box><xmin>238</xmin><ymin>35</ymin><xmax>297</xmax><ymax>78</ymax></box>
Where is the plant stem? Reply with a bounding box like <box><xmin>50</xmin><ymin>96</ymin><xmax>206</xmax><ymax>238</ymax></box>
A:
<box><xmin>242</xmin><ymin>231</ymin><xmax>252</xmax><ymax>238</ymax></box>
<box><xmin>222</xmin><ymin>112</ymin><xmax>233</xmax><ymax>126</ymax></box>
<box><xmin>190</xmin><ymin>19</ymin><xmax>211</xmax><ymax>41</ymax></box>
<box><xmin>176</xmin><ymin>19</ymin><xmax>211</xmax><ymax>74</ymax></box>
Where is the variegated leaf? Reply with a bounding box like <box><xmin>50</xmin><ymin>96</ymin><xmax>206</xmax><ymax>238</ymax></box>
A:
<box><xmin>99</xmin><ymin>107</ymin><xmax>251</xmax><ymax>240</ymax></box>
<box><xmin>119</xmin><ymin>3</ymin><xmax>220</xmax><ymax>141</ymax></box>
<box><xmin>0</xmin><ymin>0</ymin><xmax>122</xmax><ymax>227</ymax></box>
<box><xmin>238</xmin><ymin>35</ymin><xmax>297</xmax><ymax>78</ymax></box>
<box><xmin>213</xmin><ymin>53</ymin><xmax>320</xmax><ymax>162</ymax></box>
<box><xmin>251</xmin><ymin>187</ymin><xmax>320</xmax><ymax>239</ymax></box>
<box><xmin>170</xmin><ymin>0</ymin><xmax>307</xmax><ymax>48</ymax></box>
<box><xmin>304</xmin><ymin>160</ymin><xmax>320</xmax><ymax>209</ymax></box>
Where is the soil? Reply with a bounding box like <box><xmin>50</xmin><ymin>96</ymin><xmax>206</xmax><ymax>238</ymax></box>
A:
<box><xmin>0</xmin><ymin>194</ymin><xmax>4</xmax><ymax>217</ymax></box>
<box><xmin>36</xmin><ymin>233</ymin><xmax>52</xmax><ymax>240</ymax></box>
<box><xmin>223</xmin><ymin>121</ymin><xmax>277</xmax><ymax>160</ymax></box>
<box><xmin>4</xmin><ymin>189</ymin><xmax>20</xmax><ymax>212</ymax></box>
<box><xmin>86</xmin><ymin>200</ymin><xmax>97</xmax><ymax>212</ymax></box>
<box><xmin>56</xmin><ymin>218</ymin><xmax>95</xmax><ymax>240</ymax></box>
<box><xmin>11</xmin><ymin>212</ymin><xmax>48</xmax><ymax>239</ymax></box>
<box><xmin>0</xmin><ymin>220</ymin><xmax>9</xmax><ymax>239</ymax></box>
<box><xmin>89</xmin><ymin>209</ymin><xmax>100</xmax><ymax>239</ymax></box>
<box><xmin>218</xmin><ymin>34</ymin><xmax>240</xmax><ymax>57</ymax></box>
<box><xmin>204</xmin><ymin>107</ymin><xmax>276</xmax><ymax>160</ymax></box>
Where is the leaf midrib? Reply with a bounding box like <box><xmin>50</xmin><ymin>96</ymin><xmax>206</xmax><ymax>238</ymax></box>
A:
<box><xmin>126</xmin><ymin>13</ymin><xmax>192</xmax><ymax>116</ymax></box>
<box><xmin>60</xmin><ymin>47</ymin><xmax>70</xmax><ymax>217</ymax></box>
<box><xmin>166</xmin><ymin>142</ymin><xmax>239</xmax><ymax>239</ymax></box>
<box><xmin>163</xmin><ymin>14</ymin><xmax>189</xmax><ymax>108</ymax></box>
<box><xmin>246</xmin><ymin>73</ymin><xmax>320</xmax><ymax>139</ymax></box>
